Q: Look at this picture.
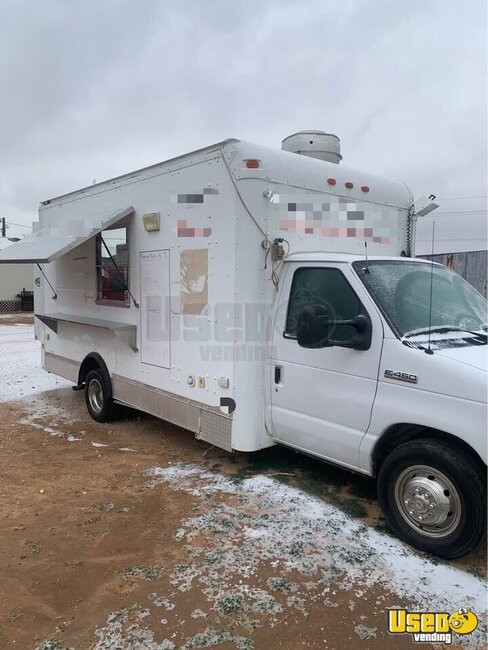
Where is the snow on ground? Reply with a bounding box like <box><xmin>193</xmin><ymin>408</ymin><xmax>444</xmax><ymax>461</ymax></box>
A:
<box><xmin>92</xmin><ymin>462</ymin><xmax>487</xmax><ymax>649</ymax></box>
<box><xmin>0</xmin><ymin>324</ymin><xmax>71</xmax><ymax>402</ymax></box>
<box><xmin>140</xmin><ymin>463</ymin><xmax>488</xmax><ymax>649</ymax></box>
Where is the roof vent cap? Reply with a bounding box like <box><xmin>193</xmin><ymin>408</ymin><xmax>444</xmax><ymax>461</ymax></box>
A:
<box><xmin>281</xmin><ymin>130</ymin><xmax>342</xmax><ymax>164</ymax></box>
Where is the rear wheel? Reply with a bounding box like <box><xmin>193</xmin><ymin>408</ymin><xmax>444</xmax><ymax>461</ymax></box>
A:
<box><xmin>84</xmin><ymin>369</ymin><xmax>120</xmax><ymax>422</ymax></box>
<box><xmin>378</xmin><ymin>439</ymin><xmax>486</xmax><ymax>559</ymax></box>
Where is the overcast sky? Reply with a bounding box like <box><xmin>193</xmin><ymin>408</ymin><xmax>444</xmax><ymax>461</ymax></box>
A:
<box><xmin>0</xmin><ymin>0</ymin><xmax>486</xmax><ymax>253</ymax></box>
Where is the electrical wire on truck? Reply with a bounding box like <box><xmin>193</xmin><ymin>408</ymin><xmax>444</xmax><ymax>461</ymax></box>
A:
<box><xmin>1</xmin><ymin>129</ymin><xmax>486</xmax><ymax>559</ymax></box>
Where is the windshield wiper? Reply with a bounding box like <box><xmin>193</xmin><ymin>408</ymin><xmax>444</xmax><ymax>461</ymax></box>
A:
<box><xmin>403</xmin><ymin>325</ymin><xmax>487</xmax><ymax>339</ymax></box>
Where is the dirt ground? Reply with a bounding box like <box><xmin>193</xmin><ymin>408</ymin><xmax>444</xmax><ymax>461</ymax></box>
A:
<box><xmin>0</xmin><ymin>318</ymin><xmax>486</xmax><ymax>649</ymax></box>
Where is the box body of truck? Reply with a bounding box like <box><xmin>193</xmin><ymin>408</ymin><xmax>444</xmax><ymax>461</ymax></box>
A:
<box><xmin>0</xmin><ymin>138</ymin><xmax>413</xmax><ymax>454</ymax></box>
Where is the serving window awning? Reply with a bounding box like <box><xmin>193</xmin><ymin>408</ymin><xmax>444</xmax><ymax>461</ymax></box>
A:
<box><xmin>0</xmin><ymin>206</ymin><xmax>134</xmax><ymax>264</ymax></box>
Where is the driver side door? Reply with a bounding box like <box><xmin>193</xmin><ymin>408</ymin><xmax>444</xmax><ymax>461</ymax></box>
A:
<box><xmin>269</xmin><ymin>262</ymin><xmax>383</xmax><ymax>470</ymax></box>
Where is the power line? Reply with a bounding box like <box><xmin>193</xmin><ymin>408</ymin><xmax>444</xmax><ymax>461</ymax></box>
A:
<box><xmin>6</xmin><ymin>221</ymin><xmax>32</xmax><ymax>229</ymax></box>
<box><xmin>433</xmin><ymin>209</ymin><xmax>487</xmax><ymax>213</ymax></box>
<box><xmin>416</xmin><ymin>237</ymin><xmax>488</xmax><ymax>241</ymax></box>
<box><xmin>437</xmin><ymin>195</ymin><xmax>487</xmax><ymax>201</ymax></box>
<box><xmin>425</xmin><ymin>211</ymin><xmax>487</xmax><ymax>216</ymax></box>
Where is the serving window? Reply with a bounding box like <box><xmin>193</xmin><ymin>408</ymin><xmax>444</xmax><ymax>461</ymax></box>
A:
<box><xmin>96</xmin><ymin>226</ymin><xmax>130</xmax><ymax>305</ymax></box>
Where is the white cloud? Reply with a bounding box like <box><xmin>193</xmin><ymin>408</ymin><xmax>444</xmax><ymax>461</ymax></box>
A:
<box><xmin>0</xmin><ymin>0</ymin><xmax>486</xmax><ymax>249</ymax></box>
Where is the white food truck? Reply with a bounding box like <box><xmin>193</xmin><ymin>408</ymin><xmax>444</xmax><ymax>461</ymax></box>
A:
<box><xmin>1</xmin><ymin>131</ymin><xmax>486</xmax><ymax>558</ymax></box>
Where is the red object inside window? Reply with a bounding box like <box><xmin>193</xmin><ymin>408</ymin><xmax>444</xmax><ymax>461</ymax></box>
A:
<box><xmin>101</xmin><ymin>267</ymin><xmax>128</xmax><ymax>301</ymax></box>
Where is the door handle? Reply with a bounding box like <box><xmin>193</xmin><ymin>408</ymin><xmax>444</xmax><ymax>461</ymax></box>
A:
<box><xmin>274</xmin><ymin>366</ymin><xmax>282</xmax><ymax>384</ymax></box>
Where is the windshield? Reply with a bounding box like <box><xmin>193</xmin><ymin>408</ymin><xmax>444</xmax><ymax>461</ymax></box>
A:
<box><xmin>353</xmin><ymin>260</ymin><xmax>487</xmax><ymax>345</ymax></box>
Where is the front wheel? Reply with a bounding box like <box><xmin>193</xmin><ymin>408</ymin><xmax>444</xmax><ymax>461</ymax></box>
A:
<box><xmin>377</xmin><ymin>439</ymin><xmax>486</xmax><ymax>559</ymax></box>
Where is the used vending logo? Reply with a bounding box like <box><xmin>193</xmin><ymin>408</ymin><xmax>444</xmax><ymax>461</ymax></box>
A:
<box><xmin>388</xmin><ymin>607</ymin><xmax>478</xmax><ymax>644</ymax></box>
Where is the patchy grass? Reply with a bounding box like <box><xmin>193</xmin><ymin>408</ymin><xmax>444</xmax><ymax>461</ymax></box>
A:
<box><xmin>348</xmin><ymin>479</ymin><xmax>377</xmax><ymax>500</ymax></box>
<box><xmin>184</xmin><ymin>628</ymin><xmax>253</xmax><ymax>649</ymax></box>
<box><xmin>147</xmin><ymin>593</ymin><xmax>175</xmax><ymax>610</ymax></box>
<box><xmin>236</xmin><ymin>446</ymin><xmax>376</xmax><ymax>523</ymax></box>
<box><xmin>36</xmin><ymin>640</ymin><xmax>73</xmax><ymax>650</ymax></box>
<box><xmin>287</xmin><ymin>540</ymin><xmax>305</xmax><ymax>557</ymax></box>
<box><xmin>372</xmin><ymin>517</ymin><xmax>390</xmax><ymax>535</ymax></box>
<box><xmin>468</xmin><ymin>565</ymin><xmax>487</xmax><ymax>580</ymax></box>
<box><xmin>267</xmin><ymin>577</ymin><xmax>293</xmax><ymax>592</ymax></box>
<box><xmin>340</xmin><ymin>497</ymin><xmax>368</xmax><ymax>518</ymax></box>
<box><xmin>215</xmin><ymin>593</ymin><xmax>246</xmax><ymax>615</ymax></box>
<box><xmin>119</xmin><ymin>565</ymin><xmax>162</xmax><ymax>581</ymax></box>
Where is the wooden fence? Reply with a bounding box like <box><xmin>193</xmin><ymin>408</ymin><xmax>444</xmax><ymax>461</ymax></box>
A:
<box><xmin>418</xmin><ymin>249</ymin><xmax>487</xmax><ymax>297</ymax></box>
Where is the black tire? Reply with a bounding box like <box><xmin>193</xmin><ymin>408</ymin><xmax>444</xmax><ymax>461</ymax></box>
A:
<box><xmin>377</xmin><ymin>438</ymin><xmax>486</xmax><ymax>559</ymax></box>
<box><xmin>84</xmin><ymin>368</ymin><xmax>121</xmax><ymax>423</ymax></box>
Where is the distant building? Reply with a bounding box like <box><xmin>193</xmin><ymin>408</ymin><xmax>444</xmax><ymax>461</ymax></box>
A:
<box><xmin>0</xmin><ymin>239</ymin><xmax>34</xmax><ymax>312</ymax></box>
<box><xmin>415</xmin><ymin>200</ymin><xmax>487</xmax><ymax>297</ymax></box>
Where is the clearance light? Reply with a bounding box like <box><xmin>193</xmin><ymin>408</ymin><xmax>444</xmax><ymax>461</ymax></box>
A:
<box><xmin>345</xmin><ymin>181</ymin><xmax>354</xmax><ymax>189</ymax></box>
<box><xmin>327</xmin><ymin>177</ymin><xmax>336</xmax><ymax>185</ymax></box>
<box><xmin>245</xmin><ymin>159</ymin><xmax>261</xmax><ymax>169</ymax></box>
<box><xmin>361</xmin><ymin>185</ymin><xmax>370</xmax><ymax>193</ymax></box>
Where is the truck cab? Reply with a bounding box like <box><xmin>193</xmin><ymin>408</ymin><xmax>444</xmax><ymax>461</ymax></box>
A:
<box><xmin>268</xmin><ymin>252</ymin><xmax>487</xmax><ymax>558</ymax></box>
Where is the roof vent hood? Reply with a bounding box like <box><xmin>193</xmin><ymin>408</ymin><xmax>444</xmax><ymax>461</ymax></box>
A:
<box><xmin>281</xmin><ymin>130</ymin><xmax>342</xmax><ymax>164</ymax></box>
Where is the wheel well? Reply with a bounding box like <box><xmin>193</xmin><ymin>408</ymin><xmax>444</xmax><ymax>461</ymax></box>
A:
<box><xmin>372</xmin><ymin>424</ymin><xmax>486</xmax><ymax>478</ymax></box>
<box><xmin>78</xmin><ymin>353</ymin><xmax>111</xmax><ymax>396</ymax></box>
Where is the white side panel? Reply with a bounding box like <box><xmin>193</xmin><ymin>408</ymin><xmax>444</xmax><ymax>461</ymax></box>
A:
<box><xmin>360</xmin><ymin>338</ymin><xmax>488</xmax><ymax>471</ymax></box>
<box><xmin>44</xmin><ymin>321</ymin><xmax>117</xmax><ymax>377</ymax></box>
<box><xmin>39</xmin><ymin>152</ymin><xmax>240</xmax><ymax>422</ymax></box>
<box><xmin>230</xmin><ymin>191</ymin><xmax>275</xmax><ymax>452</ymax></box>
<box><xmin>222</xmin><ymin>141</ymin><xmax>413</xmax><ymax>258</ymax></box>
<box><xmin>140</xmin><ymin>250</ymin><xmax>171</xmax><ymax>368</ymax></box>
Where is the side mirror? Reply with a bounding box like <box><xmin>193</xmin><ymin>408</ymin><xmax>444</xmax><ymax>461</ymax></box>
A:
<box><xmin>296</xmin><ymin>305</ymin><xmax>372</xmax><ymax>351</ymax></box>
<box><xmin>296</xmin><ymin>303</ymin><xmax>331</xmax><ymax>348</ymax></box>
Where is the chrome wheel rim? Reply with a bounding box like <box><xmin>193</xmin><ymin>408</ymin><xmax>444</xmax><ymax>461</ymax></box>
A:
<box><xmin>394</xmin><ymin>464</ymin><xmax>461</xmax><ymax>538</ymax></box>
<box><xmin>88</xmin><ymin>378</ymin><xmax>104</xmax><ymax>414</ymax></box>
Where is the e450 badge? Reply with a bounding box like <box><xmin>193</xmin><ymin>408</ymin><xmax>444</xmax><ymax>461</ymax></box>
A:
<box><xmin>384</xmin><ymin>369</ymin><xmax>418</xmax><ymax>384</ymax></box>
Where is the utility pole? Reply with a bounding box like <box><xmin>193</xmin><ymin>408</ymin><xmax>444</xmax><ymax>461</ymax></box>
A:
<box><xmin>1</xmin><ymin>217</ymin><xmax>6</xmax><ymax>238</ymax></box>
